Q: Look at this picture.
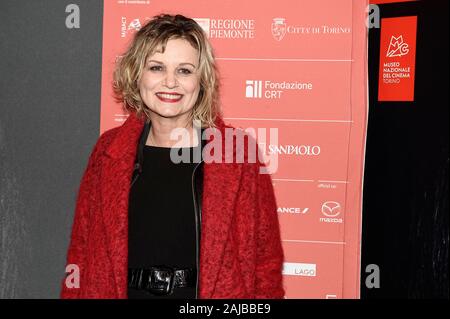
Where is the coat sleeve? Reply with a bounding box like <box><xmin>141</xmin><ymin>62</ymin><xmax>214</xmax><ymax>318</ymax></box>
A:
<box><xmin>60</xmin><ymin>136</ymin><xmax>104</xmax><ymax>299</ymax></box>
<box><xmin>254</xmin><ymin>163</ymin><xmax>285</xmax><ymax>299</ymax></box>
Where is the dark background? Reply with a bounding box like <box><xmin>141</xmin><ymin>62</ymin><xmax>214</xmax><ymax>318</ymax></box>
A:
<box><xmin>0</xmin><ymin>0</ymin><xmax>448</xmax><ymax>298</ymax></box>
<box><xmin>0</xmin><ymin>0</ymin><xmax>103</xmax><ymax>298</ymax></box>
<box><xmin>361</xmin><ymin>0</ymin><xmax>449</xmax><ymax>298</ymax></box>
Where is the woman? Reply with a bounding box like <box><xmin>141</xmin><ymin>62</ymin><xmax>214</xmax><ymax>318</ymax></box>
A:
<box><xmin>61</xmin><ymin>14</ymin><xmax>284</xmax><ymax>299</ymax></box>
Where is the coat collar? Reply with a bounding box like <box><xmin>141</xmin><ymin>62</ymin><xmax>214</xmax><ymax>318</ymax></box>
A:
<box><xmin>104</xmin><ymin>112</ymin><xmax>145</xmax><ymax>159</ymax></box>
<box><xmin>104</xmin><ymin>112</ymin><xmax>228</xmax><ymax>159</ymax></box>
<box><xmin>100</xmin><ymin>112</ymin><xmax>240</xmax><ymax>298</ymax></box>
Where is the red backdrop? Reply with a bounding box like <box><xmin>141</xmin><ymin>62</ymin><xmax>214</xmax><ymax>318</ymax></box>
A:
<box><xmin>100</xmin><ymin>0</ymin><xmax>368</xmax><ymax>299</ymax></box>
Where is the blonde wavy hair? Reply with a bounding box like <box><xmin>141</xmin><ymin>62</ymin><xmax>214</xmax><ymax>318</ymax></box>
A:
<box><xmin>113</xmin><ymin>14</ymin><xmax>221</xmax><ymax>128</ymax></box>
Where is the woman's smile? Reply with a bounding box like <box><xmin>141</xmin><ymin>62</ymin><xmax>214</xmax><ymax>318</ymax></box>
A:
<box><xmin>155</xmin><ymin>92</ymin><xmax>184</xmax><ymax>103</ymax></box>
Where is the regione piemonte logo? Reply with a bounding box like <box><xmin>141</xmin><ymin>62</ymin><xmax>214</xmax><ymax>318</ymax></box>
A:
<box><xmin>386</xmin><ymin>35</ymin><xmax>410</xmax><ymax>57</ymax></box>
<box><xmin>271</xmin><ymin>18</ymin><xmax>287</xmax><ymax>41</ymax></box>
<box><xmin>193</xmin><ymin>18</ymin><xmax>255</xmax><ymax>39</ymax></box>
<box><xmin>193</xmin><ymin>18</ymin><xmax>210</xmax><ymax>37</ymax></box>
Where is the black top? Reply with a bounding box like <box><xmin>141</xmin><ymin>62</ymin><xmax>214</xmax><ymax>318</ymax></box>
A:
<box><xmin>128</xmin><ymin>145</ymin><xmax>198</xmax><ymax>299</ymax></box>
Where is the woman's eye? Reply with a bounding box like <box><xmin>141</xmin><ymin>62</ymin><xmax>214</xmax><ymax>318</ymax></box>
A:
<box><xmin>149</xmin><ymin>65</ymin><xmax>163</xmax><ymax>71</ymax></box>
<box><xmin>178</xmin><ymin>68</ymin><xmax>192</xmax><ymax>75</ymax></box>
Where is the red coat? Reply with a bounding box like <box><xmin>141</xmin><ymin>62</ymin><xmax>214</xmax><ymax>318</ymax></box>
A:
<box><xmin>61</xmin><ymin>112</ymin><xmax>285</xmax><ymax>299</ymax></box>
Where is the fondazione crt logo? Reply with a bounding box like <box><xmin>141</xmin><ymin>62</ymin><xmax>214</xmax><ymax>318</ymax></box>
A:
<box><xmin>245</xmin><ymin>79</ymin><xmax>313</xmax><ymax>99</ymax></box>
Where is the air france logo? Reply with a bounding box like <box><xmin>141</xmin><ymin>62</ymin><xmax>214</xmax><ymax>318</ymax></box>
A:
<box><xmin>271</xmin><ymin>18</ymin><xmax>287</xmax><ymax>41</ymax></box>
<box><xmin>386</xmin><ymin>35</ymin><xmax>410</xmax><ymax>57</ymax></box>
<box><xmin>277</xmin><ymin>207</ymin><xmax>309</xmax><ymax>214</ymax></box>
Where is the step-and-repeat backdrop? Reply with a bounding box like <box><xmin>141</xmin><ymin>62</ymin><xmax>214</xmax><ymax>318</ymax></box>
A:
<box><xmin>100</xmin><ymin>0</ymin><xmax>368</xmax><ymax>298</ymax></box>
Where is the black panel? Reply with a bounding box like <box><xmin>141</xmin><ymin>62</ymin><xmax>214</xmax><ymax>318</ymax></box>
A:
<box><xmin>361</xmin><ymin>0</ymin><xmax>449</xmax><ymax>298</ymax></box>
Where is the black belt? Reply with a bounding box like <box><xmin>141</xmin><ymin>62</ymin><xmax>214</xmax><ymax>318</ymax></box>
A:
<box><xmin>128</xmin><ymin>266</ymin><xmax>196</xmax><ymax>296</ymax></box>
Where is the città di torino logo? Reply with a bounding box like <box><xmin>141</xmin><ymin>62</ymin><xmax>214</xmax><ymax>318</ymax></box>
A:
<box><xmin>271</xmin><ymin>18</ymin><xmax>287</xmax><ymax>41</ymax></box>
<box><xmin>271</xmin><ymin>17</ymin><xmax>351</xmax><ymax>41</ymax></box>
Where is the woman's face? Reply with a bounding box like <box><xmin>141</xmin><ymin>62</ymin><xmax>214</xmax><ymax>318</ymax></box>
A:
<box><xmin>138</xmin><ymin>38</ymin><xmax>201</xmax><ymax>123</ymax></box>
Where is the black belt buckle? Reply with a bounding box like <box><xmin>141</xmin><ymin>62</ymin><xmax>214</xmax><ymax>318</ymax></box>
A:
<box><xmin>147</xmin><ymin>266</ymin><xmax>175</xmax><ymax>296</ymax></box>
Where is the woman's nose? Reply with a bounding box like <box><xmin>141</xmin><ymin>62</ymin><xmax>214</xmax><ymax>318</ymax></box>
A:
<box><xmin>163</xmin><ymin>72</ymin><xmax>178</xmax><ymax>88</ymax></box>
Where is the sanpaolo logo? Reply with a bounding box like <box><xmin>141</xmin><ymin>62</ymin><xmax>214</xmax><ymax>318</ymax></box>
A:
<box><xmin>282</xmin><ymin>262</ymin><xmax>316</xmax><ymax>277</ymax></box>
<box><xmin>386</xmin><ymin>35</ymin><xmax>410</xmax><ymax>57</ymax></box>
<box><xmin>268</xmin><ymin>144</ymin><xmax>321</xmax><ymax>156</ymax></box>
<box><xmin>271</xmin><ymin>18</ymin><xmax>287</xmax><ymax>41</ymax></box>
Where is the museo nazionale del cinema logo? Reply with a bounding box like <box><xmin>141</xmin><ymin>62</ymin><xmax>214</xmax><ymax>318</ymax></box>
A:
<box><xmin>382</xmin><ymin>35</ymin><xmax>412</xmax><ymax>84</ymax></box>
<box><xmin>386</xmin><ymin>35</ymin><xmax>410</xmax><ymax>57</ymax></box>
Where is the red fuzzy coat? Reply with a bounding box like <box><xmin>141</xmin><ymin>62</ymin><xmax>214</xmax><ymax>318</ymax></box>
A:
<box><xmin>60</xmin><ymin>112</ymin><xmax>285</xmax><ymax>299</ymax></box>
